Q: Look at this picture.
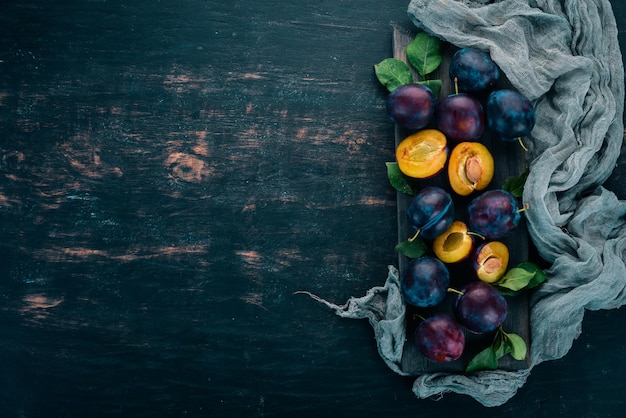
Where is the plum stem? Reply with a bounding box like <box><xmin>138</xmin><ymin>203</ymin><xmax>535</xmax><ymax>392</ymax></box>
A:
<box><xmin>447</xmin><ymin>287</ymin><xmax>464</xmax><ymax>296</ymax></box>
<box><xmin>466</xmin><ymin>231</ymin><xmax>486</xmax><ymax>240</ymax></box>
<box><xmin>408</xmin><ymin>229</ymin><xmax>421</xmax><ymax>242</ymax></box>
<box><xmin>492</xmin><ymin>326</ymin><xmax>505</xmax><ymax>345</ymax></box>
<box><xmin>518</xmin><ymin>137</ymin><xmax>528</xmax><ymax>152</ymax></box>
<box><xmin>516</xmin><ymin>202</ymin><xmax>530</xmax><ymax>213</ymax></box>
<box><xmin>453</xmin><ymin>77</ymin><xmax>459</xmax><ymax>95</ymax></box>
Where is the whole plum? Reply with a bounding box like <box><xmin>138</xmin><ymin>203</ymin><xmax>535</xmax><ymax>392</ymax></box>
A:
<box><xmin>436</xmin><ymin>93</ymin><xmax>485</xmax><ymax>143</ymax></box>
<box><xmin>386</xmin><ymin>83</ymin><xmax>436</xmax><ymax>130</ymax></box>
<box><xmin>401</xmin><ymin>256</ymin><xmax>450</xmax><ymax>308</ymax></box>
<box><xmin>449</xmin><ymin>47</ymin><xmax>500</xmax><ymax>94</ymax></box>
<box><xmin>454</xmin><ymin>281</ymin><xmax>507</xmax><ymax>333</ymax></box>
<box><xmin>486</xmin><ymin>89</ymin><xmax>536</xmax><ymax>141</ymax></box>
<box><xmin>406</xmin><ymin>186</ymin><xmax>454</xmax><ymax>240</ymax></box>
<box><xmin>467</xmin><ymin>189</ymin><xmax>521</xmax><ymax>239</ymax></box>
<box><xmin>415</xmin><ymin>313</ymin><xmax>465</xmax><ymax>362</ymax></box>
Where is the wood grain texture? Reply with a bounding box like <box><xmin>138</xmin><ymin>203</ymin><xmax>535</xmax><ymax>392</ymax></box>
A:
<box><xmin>392</xmin><ymin>26</ymin><xmax>530</xmax><ymax>373</ymax></box>
<box><xmin>0</xmin><ymin>2</ymin><xmax>414</xmax><ymax>416</ymax></box>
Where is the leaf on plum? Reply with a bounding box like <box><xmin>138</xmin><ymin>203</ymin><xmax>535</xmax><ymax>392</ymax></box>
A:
<box><xmin>374</xmin><ymin>58</ymin><xmax>413</xmax><ymax>92</ymax></box>
<box><xmin>386</xmin><ymin>162</ymin><xmax>415</xmax><ymax>195</ymax></box>
<box><xmin>466</xmin><ymin>346</ymin><xmax>498</xmax><ymax>373</ymax></box>
<box><xmin>502</xmin><ymin>168</ymin><xmax>529</xmax><ymax>198</ymax></box>
<box><xmin>395</xmin><ymin>238</ymin><xmax>427</xmax><ymax>259</ymax></box>
<box><xmin>406</xmin><ymin>32</ymin><xmax>442</xmax><ymax>79</ymax></box>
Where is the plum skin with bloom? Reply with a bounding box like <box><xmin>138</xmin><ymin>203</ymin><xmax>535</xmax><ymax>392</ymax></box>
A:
<box><xmin>386</xmin><ymin>83</ymin><xmax>436</xmax><ymax>130</ymax></box>
<box><xmin>400</xmin><ymin>256</ymin><xmax>450</xmax><ymax>308</ymax></box>
<box><xmin>468</xmin><ymin>189</ymin><xmax>521</xmax><ymax>239</ymax></box>
<box><xmin>486</xmin><ymin>89</ymin><xmax>536</xmax><ymax>141</ymax></box>
<box><xmin>415</xmin><ymin>313</ymin><xmax>465</xmax><ymax>362</ymax></box>
<box><xmin>454</xmin><ymin>281</ymin><xmax>508</xmax><ymax>333</ymax></box>
<box><xmin>436</xmin><ymin>94</ymin><xmax>485</xmax><ymax>143</ymax></box>
<box><xmin>449</xmin><ymin>47</ymin><xmax>500</xmax><ymax>94</ymax></box>
<box><xmin>406</xmin><ymin>186</ymin><xmax>455</xmax><ymax>240</ymax></box>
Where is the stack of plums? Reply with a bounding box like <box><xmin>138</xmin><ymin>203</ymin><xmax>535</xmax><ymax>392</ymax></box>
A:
<box><xmin>387</xmin><ymin>47</ymin><xmax>534</xmax><ymax>364</ymax></box>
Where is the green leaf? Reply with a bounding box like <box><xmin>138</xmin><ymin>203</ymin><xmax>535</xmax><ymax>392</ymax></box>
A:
<box><xmin>528</xmin><ymin>269</ymin><xmax>548</xmax><ymax>288</ymax></box>
<box><xmin>418</xmin><ymin>79</ymin><xmax>442</xmax><ymax>98</ymax></box>
<box><xmin>406</xmin><ymin>32</ymin><xmax>442</xmax><ymax>79</ymax></box>
<box><xmin>517</xmin><ymin>261</ymin><xmax>542</xmax><ymax>273</ymax></box>
<box><xmin>520</xmin><ymin>262</ymin><xmax>548</xmax><ymax>289</ymax></box>
<box><xmin>495</xmin><ymin>261</ymin><xmax>547</xmax><ymax>292</ymax></box>
<box><xmin>386</xmin><ymin>162</ymin><xmax>415</xmax><ymax>195</ymax></box>
<box><xmin>496</xmin><ymin>267</ymin><xmax>536</xmax><ymax>292</ymax></box>
<box><xmin>466</xmin><ymin>346</ymin><xmax>498</xmax><ymax>373</ymax></box>
<box><xmin>502</xmin><ymin>168</ymin><xmax>529</xmax><ymax>198</ymax></box>
<box><xmin>504</xmin><ymin>332</ymin><xmax>527</xmax><ymax>361</ymax></box>
<box><xmin>493</xmin><ymin>331</ymin><xmax>510</xmax><ymax>359</ymax></box>
<box><xmin>374</xmin><ymin>58</ymin><xmax>413</xmax><ymax>92</ymax></box>
<box><xmin>395</xmin><ymin>238</ymin><xmax>427</xmax><ymax>259</ymax></box>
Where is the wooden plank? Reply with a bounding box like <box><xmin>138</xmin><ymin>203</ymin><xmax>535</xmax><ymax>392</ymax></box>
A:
<box><xmin>392</xmin><ymin>25</ymin><xmax>531</xmax><ymax>374</ymax></box>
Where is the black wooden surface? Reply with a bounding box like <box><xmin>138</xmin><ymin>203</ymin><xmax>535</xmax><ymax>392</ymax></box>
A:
<box><xmin>0</xmin><ymin>1</ymin><xmax>624</xmax><ymax>417</ymax></box>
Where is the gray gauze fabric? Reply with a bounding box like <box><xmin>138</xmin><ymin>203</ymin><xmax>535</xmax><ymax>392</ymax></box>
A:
<box><xmin>300</xmin><ymin>0</ymin><xmax>626</xmax><ymax>407</ymax></box>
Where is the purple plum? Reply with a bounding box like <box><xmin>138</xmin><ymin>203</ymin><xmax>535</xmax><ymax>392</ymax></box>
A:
<box><xmin>454</xmin><ymin>281</ymin><xmax>508</xmax><ymax>333</ymax></box>
<box><xmin>401</xmin><ymin>256</ymin><xmax>450</xmax><ymax>308</ymax></box>
<box><xmin>415</xmin><ymin>313</ymin><xmax>465</xmax><ymax>362</ymax></box>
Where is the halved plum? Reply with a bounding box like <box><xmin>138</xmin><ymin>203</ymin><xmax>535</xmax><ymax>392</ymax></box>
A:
<box><xmin>472</xmin><ymin>241</ymin><xmax>509</xmax><ymax>283</ymax></box>
<box><xmin>448</xmin><ymin>142</ymin><xmax>494</xmax><ymax>196</ymax></box>
<box><xmin>396</xmin><ymin>129</ymin><xmax>448</xmax><ymax>179</ymax></box>
<box><xmin>433</xmin><ymin>220</ymin><xmax>474</xmax><ymax>263</ymax></box>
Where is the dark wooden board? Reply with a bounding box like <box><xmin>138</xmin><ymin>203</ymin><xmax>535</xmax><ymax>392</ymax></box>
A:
<box><xmin>392</xmin><ymin>26</ymin><xmax>531</xmax><ymax>374</ymax></box>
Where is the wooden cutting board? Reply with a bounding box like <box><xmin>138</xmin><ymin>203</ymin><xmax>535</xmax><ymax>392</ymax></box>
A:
<box><xmin>392</xmin><ymin>25</ymin><xmax>531</xmax><ymax>374</ymax></box>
